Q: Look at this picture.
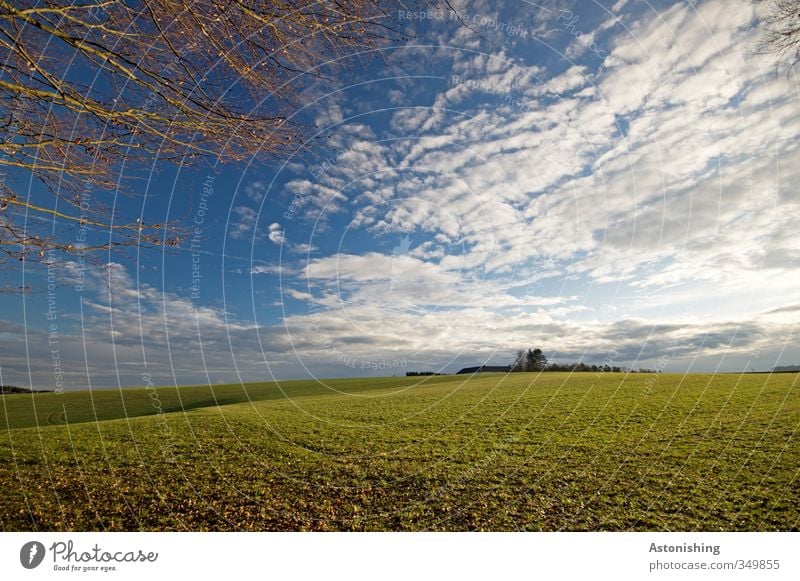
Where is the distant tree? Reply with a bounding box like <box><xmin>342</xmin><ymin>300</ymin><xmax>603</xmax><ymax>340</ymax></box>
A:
<box><xmin>512</xmin><ymin>349</ymin><xmax>525</xmax><ymax>372</ymax></box>
<box><xmin>529</xmin><ymin>348</ymin><xmax>547</xmax><ymax>371</ymax></box>
<box><xmin>518</xmin><ymin>348</ymin><xmax>548</xmax><ymax>372</ymax></box>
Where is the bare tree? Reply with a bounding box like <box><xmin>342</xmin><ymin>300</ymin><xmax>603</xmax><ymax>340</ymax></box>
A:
<box><xmin>756</xmin><ymin>0</ymin><xmax>800</xmax><ymax>70</ymax></box>
<box><xmin>512</xmin><ymin>349</ymin><xmax>525</xmax><ymax>372</ymax></box>
<box><xmin>0</xmin><ymin>0</ymin><xmax>410</xmax><ymax>265</ymax></box>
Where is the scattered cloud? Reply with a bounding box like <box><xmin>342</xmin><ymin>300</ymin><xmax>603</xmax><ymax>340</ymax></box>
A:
<box><xmin>292</xmin><ymin>243</ymin><xmax>318</xmax><ymax>254</ymax></box>
<box><xmin>229</xmin><ymin>206</ymin><xmax>260</xmax><ymax>240</ymax></box>
<box><xmin>243</xmin><ymin>180</ymin><xmax>266</xmax><ymax>203</ymax></box>
<box><xmin>2</xmin><ymin>256</ymin><xmax>798</xmax><ymax>388</ymax></box>
<box><xmin>267</xmin><ymin>223</ymin><xmax>285</xmax><ymax>245</ymax></box>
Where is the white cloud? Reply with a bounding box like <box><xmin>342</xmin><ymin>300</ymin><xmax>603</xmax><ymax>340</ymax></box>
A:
<box><xmin>611</xmin><ymin>0</ymin><xmax>629</xmax><ymax>12</ymax></box>
<box><xmin>284</xmin><ymin>288</ymin><xmax>314</xmax><ymax>302</ymax></box>
<box><xmin>243</xmin><ymin>180</ymin><xmax>266</xmax><ymax>203</ymax></box>
<box><xmin>565</xmin><ymin>31</ymin><xmax>598</xmax><ymax>60</ymax></box>
<box><xmin>251</xmin><ymin>264</ymin><xmax>293</xmax><ymax>276</ymax></box>
<box><xmin>292</xmin><ymin>243</ymin><xmax>318</xmax><ymax>254</ymax></box>
<box><xmin>267</xmin><ymin>222</ymin><xmax>285</xmax><ymax>245</ymax></box>
<box><xmin>229</xmin><ymin>206</ymin><xmax>259</xmax><ymax>240</ymax></box>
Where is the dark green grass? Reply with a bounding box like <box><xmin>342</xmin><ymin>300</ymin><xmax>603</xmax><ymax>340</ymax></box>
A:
<box><xmin>0</xmin><ymin>372</ymin><xmax>797</xmax><ymax>531</ymax></box>
<box><xmin>0</xmin><ymin>375</ymin><xmax>458</xmax><ymax>430</ymax></box>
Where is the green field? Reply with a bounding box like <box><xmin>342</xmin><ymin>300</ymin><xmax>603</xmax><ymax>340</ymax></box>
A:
<box><xmin>1</xmin><ymin>372</ymin><xmax>797</xmax><ymax>531</ymax></box>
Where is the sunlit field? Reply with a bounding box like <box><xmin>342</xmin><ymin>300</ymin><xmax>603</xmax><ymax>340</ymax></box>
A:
<box><xmin>1</xmin><ymin>372</ymin><xmax>797</xmax><ymax>531</ymax></box>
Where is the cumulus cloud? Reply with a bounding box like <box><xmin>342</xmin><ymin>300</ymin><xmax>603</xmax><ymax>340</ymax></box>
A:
<box><xmin>267</xmin><ymin>223</ymin><xmax>285</xmax><ymax>245</ymax></box>
<box><xmin>2</xmin><ymin>256</ymin><xmax>798</xmax><ymax>388</ymax></box>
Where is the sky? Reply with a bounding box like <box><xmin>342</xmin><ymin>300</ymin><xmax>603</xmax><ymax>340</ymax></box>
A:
<box><xmin>1</xmin><ymin>0</ymin><xmax>799</xmax><ymax>390</ymax></box>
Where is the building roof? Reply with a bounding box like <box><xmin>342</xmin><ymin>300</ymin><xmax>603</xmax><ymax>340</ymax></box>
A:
<box><xmin>456</xmin><ymin>365</ymin><xmax>511</xmax><ymax>375</ymax></box>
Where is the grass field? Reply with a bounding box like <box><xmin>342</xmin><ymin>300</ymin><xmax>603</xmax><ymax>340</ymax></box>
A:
<box><xmin>1</xmin><ymin>372</ymin><xmax>797</xmax><ymax>531</ymax></box>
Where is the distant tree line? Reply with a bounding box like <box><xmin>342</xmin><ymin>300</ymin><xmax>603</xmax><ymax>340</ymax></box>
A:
<box><xmin>405</xmin><ymin>371</ymin><xmax>444</xmax><ymax>376</ymax></box>
<box><xmin>0</xmin><ymin>385</ymin><xmax>51</xmax><ymax>394</ymax></box>
<box><xmin>510</xmin><ymin>349</ymin><xmax>660</xmax><ymax>374</ymax></box>
<box><xmin>771</xmin><ymin>365</ymin><xmax>800</xmax><ymax>373</ymax></box>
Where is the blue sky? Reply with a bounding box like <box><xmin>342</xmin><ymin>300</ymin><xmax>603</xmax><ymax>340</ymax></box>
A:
<box><xmin>2</xmin><ymin>0</ymin><xmax>799</xmax><ymax>389</ymax></box>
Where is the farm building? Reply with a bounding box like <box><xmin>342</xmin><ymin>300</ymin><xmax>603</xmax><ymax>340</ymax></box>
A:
<box><xmin>456</xmin><ymin>365</ymin><xmax>512</xmax><ymax>374</ymax></box>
